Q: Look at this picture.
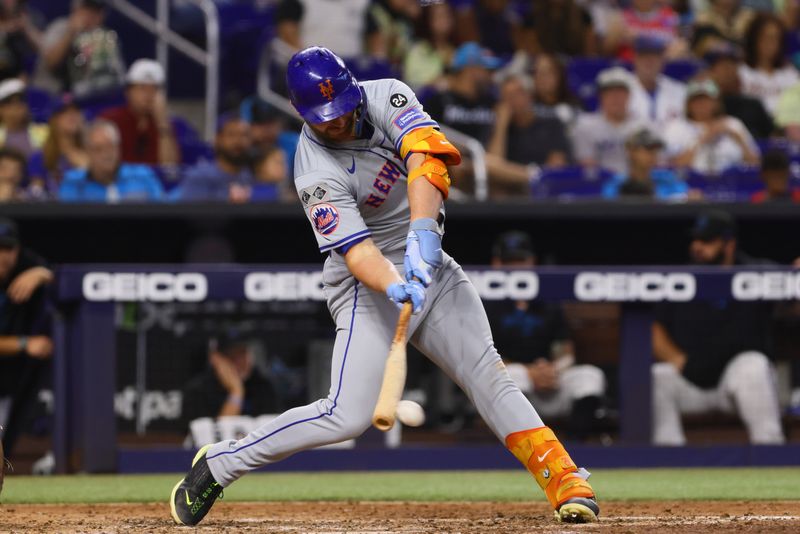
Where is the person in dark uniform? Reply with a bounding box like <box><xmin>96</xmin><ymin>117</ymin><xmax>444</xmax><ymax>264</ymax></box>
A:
<box><xmin>181</xmin><ymin>330</ymin><xmax>278</xmax><ymax>428</ymax></box>
<box><xmin>484</xmin><ymin>231</ymin><xmax>607</xmax><ymax>440</ymax></box>
<box><xmin>0</xmin><ymin>218</ymin><xmax>53</xmax><ymax>457</ymax></box>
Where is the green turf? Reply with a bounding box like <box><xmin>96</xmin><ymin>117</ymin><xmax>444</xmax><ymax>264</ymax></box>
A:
<box><xmin>2</xmin><ymin>468</ymin><xmax>800</xmax><ymax>504</ymax></box>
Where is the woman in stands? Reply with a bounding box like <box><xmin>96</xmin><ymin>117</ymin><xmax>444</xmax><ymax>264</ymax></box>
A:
<box><xmin>531</xmin><ymin>53</ymin><xmax>580</xmax><ymax>129</ymax></box>
<box><xmin>402</xmin><ymin>1</ymin><xmax>457</xmax><ymax>90</ymax></box>
<box><xmin>663</xmin><ymin>79</ymin><xmax>760</xmax><ymax>175</ymax></box>
<box><xmin>28</xmin><ymin>100</ymin><xmax>88</xmax><ymax>196</ymax></box>
<box><xmin>739</xmin><ymin>13</ymin><xmax>799</xmax><ymax>116</ymax></box>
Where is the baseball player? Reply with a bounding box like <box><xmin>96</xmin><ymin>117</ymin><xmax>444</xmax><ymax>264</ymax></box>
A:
<box><xmin>170</xmin><ymin>47</ymin><xmax>599</xmax><ymax>525</ymax></box>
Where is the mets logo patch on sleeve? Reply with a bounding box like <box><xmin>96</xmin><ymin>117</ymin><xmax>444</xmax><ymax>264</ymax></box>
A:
<box><xmin>393</xmin><ymin>107</ymin><xmax>425</xmax><ymax>129</ymax></box>
<box><xmin>310</xmin><ymin>203</ymin><xmax>339</xmax><ymax>235</ymax></box>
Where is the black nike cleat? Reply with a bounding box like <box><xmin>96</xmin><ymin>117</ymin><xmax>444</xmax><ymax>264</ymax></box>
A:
<box><xmin>555</xmin><ymin>496</ymin><xmax>600</xmax><ymax>523</ymax></box>
<box><xmin>170</xmin><ymin>445</ymin><xmax>223</xmax><ymax>526</ymax></box>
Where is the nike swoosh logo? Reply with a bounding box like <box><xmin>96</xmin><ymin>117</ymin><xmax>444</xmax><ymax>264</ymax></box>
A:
<box><xmin>347</xmin><ymin>156</ymin><xmax>356</xmax><ymax>174</ymax></box>
<box><xmin>184</xmin><ymin>490</ymin><xmax>194</xmax><ymax>506</ymax></box>
<box><xmin>537</xmin><ymin>448</ymin><xmax>554</xmax><ymax>463</ymax></box>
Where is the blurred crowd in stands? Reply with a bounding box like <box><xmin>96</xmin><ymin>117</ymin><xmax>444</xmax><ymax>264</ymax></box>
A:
<box><xmin>1</xmin><ymin>0</ymin><xmax>800</xmax><ymax>202</ymax></box>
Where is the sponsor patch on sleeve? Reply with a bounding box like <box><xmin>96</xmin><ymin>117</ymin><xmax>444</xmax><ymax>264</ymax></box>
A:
<box><xmin>299</xmin><ymin>183</ymin><xmax>330</xmax><ymax>205</ymax></box>
<box><xmin>309</xmin><ymin>203</ymin><xmax>340</xmax><ymax>236</ymax></box>
<box><xmin>393</xmin><ymin>107</ymin><xmax>425</xmax><ymax>130</ymax></box>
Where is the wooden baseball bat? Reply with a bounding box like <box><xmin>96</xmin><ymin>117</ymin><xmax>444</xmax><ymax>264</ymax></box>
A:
<box><xmin>372</xmin><ymin>301</ymin><xmax>413</xmax><ymax>431</ymax></box>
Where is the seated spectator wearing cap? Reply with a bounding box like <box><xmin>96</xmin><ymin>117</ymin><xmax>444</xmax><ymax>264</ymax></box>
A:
<box><xmin>652</xmin><ymin>209</ymin><xmax>785</xmax><ymax>446</ymax></box>
<box><xmin>663</xmin><ymin>79</ymin><xmax>759</xmax><ymax>175</ymax></box>
<box><xmin>739</xmin><ymin>13</ymin><xmax>799</xmax><ymax>116</ymax></box>
<box><xmin>0</xmin><ymin>0</ymin><xmax>42</xmax><ymax>82</ymax></box>
<box><xmin>526</xmin><ymin>0</ymin><xmax>595</xmax><ymax>57</ymax></box>
<box><xmin>100</xmin><ymin>59</ymin><xmax>180</xmax><ymax>166</ymax></box>
<box><xmin>0</xmin><ymin>218</ymin><xmax>54</xmax><ymax>458</ymax></box>
<box><xmin>35</xmin><ymin>0</ymin><xmax>125</xmax><ymax>101</ymax></box>
<box><xmin>58</xmin><ymin>119</ymin><xmax>163</xmax><ymax>202</ymax></box>
<box><xmin>28</xmin><ymin>99</ymin><xmax>88</xmax><ymax>196</ymax></box>
<box><xmin>0</xmin><ymin>78</ymin><xmax>47</xmax><ymax>159</ymax></box>
<box><xmin>627</xmin><ymin>36</ymin><xmax>687</xmax><ymax>126</ymax></box>
<box><xmin>181</xmin><ymin>332</ymin><xmax>278</xmax><ymax>427</ymax></box>
<box><xmin>573</xmin><ymin>67</ymin><xmax>652</xmax><ymax>175</ymax></box>
<box><xmin>402</xmin><ymin>2</ymin><xmax>457</xmax><ymax>89</ymax></box>
<box><xmin>705</xmin><ymin>44</ymin><xmax>774</xmax><ymax>139</ymax></box>
<box><xmin>424</xmin><ymin>42</ymin><xmax>499</xmax><ymax>147</ymax></box>
<box><xmin>0</xmin><ymin>148</ymin><xmax>27</xmax><ymax>202</ymax></box>
<box><xmin>488</xmin><ymin>74</ymin><xmax>571</xmax><ymax>195</ymax></box>
<box><xmin>484</xmin><ymin>231</ymin><xmax>607</xmax><ymax>441</ymax></box>
<box><xmin>240</xmin><ymin>97</ymin><xmax>298</xmax><ymax>177</ymax></box>
<box><xmin>177</xmin><ymin>115</ymin><xmax>253</xmax><ymax>203</ymax></box>
<box><xmin>604</xmin><ymin>0</ymin><xmax>687</xmax><ymax>60</ymax></box>
<box><xmin>602</xmin><ymin>128</ymin><xmax>691</xmax><ymax>201</ymax></box>
<box><xmin>751</xmin><ymin>149</ymin><xmax>800</xmax><ymax>203</ymax></box>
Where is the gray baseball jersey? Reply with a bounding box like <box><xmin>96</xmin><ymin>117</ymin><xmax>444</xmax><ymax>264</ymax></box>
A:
<box><xmin>205</xmin><ymin>79</ymin><xmax>548</xmax><ymax>487</ymax></box>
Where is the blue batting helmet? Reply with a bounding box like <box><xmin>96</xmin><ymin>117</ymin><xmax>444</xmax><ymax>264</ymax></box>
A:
<box><xmin>287</xmin><ymin>47</ymin><xmax>363</xmax><ymax>124</ymax></box>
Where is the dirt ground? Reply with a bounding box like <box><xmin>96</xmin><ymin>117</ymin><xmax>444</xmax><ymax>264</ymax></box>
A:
<box><xmin>1</xmin><ymin>501</ymin><xmax>799</xmax><ymax>533</ymax></box>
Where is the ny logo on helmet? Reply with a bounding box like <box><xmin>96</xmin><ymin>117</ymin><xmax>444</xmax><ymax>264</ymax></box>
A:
<box><xmin>318</xmin><ymin>79</ymin><xmax>335</xmax><ymax>101</ymax></box>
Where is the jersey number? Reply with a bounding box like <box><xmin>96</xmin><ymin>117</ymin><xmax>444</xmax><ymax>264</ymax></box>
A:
<box><xmin>390</xmin><ymin>93</ymin><xmax>408</xmax><ymax>108</ymax></box>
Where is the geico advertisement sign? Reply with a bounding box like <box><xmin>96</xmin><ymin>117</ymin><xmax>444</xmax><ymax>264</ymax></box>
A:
<box><xmin>467</xmin><ymin>270</ymin><xmax>539</xmax><ymax>300</ymax></box>
<box><xmin>244</xmin><ymin>272</ymin><xmax>325</xmax><ymax>301</ymax></box>
<box><xmin>732</xmin><ymin>272</ymin><xmax>800</xmax><ymax>300</ymax></box>
<box><xmin>574</xmin><ymin>272</ymin><xmax>696</xmax><ymax>302</ymax></box>
<box><xmin>82</xmin><ymin>272</ymin><xmax>207</xmax><ymax>302</ymax></box>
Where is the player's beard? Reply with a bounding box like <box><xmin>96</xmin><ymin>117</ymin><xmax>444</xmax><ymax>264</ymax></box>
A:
<box><xmin>690</xmin><ymin>249</ymin><xmax>726</xmax><ymax>266</ymax></box>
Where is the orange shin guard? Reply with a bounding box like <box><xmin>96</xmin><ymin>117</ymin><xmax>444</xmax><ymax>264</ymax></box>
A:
<box><xmin>505</xmin><ymin>426</ymin><xmax>595</xmax><ymax>509</ymax></box>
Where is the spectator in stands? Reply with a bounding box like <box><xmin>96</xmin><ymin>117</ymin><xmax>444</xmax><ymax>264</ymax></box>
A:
<box><xmin>251</xmin><ymin>147</ymin><xmax>288</xmax><ymax>202</ymax></box>
<box><xmin>663</xmin><ymin>79</ymin><xmax>760</xmax><ymax>174</ymax></box>
<box><xmin>652</xmin><ymin>209</ymin><xmax>785</xmax><ymax>446</ymax></box>
<box><xmin>0</xmin><ymin>217</ymin><xmax>53</xmax><ymax>458</ymax></box>
<box><xmin>488</xmin><ymin>74</ymin><xmax>571</xmax><ymax>176</ymax></box>
<box><xmin>100</xmin><ymin>59</ymin><xmax>180</xmax><ymax>166</ymax></box>
<box><xmin>240</xmin><ymin>97</ymin><xmax>298</xmax><ymax>177</ymax></box>
<box><xmin>424</xmin><ymin>42</ymin><xmax>499</xmax><ymax>146</ymax></box>
<box><xmin>177</xmin><ymin>115</ymin><xmax>253</xmax><ymax>203</ymax></box>
<box><xmin>627</xmin><ymin>36</ymin><xmax>687</xmax><ymax>126</ymax></box>
<box><xmin>455</xmin><ymin>0</ymin><xmax>519</xmax><ymax>59</ymax></box>
<box><xmin>705</xmin><ymin>44</ymin><xmax>775</xmax><ymax>139</ymax></box>
<box><xmin>58</xmin><ymin>119</ymin><xmax>163</xmax><ymax>202</ymax></box>
<box><xmin>739</xmin><ymin>13</ymin><xmax>799</xmax><ymax>116</ymax></box>
<box><xmin>751</xmin><ymin>148</ymin><xmax>800</xmax><ymax>203</ymax></box>
<box><xmin>692</xmin><ymin>0</ymin><xmax>755</xmax><ymax>55</ymax></box>
<box><xmin>604</xmin><ymin>0</ymin><xmax>687</xmax><ymax>60</ymax></box>
<box><xmin>273</xmin><ymin>0</ymin><xmax>371</xmax><ymax>60</ymax></box>
<box><xmin>28</xmin><ymin>98</ymin><xmax>87</xmax><ymax>196</ymax></box>
<box><xmin>0</xmin><ymin>78</ymin><xmax>46</xmax><ymax>158</ymax></box>
<box><xmin>403</xmin><ymin>1</ymin><xmax>457</xmax><ymax>89</ymax></box>
<box><xmin>602</xmin><ymin>128</ymin><xmax>691</xmax><ymax>200</ymax></box>
<box><xmin>573</xmin><ymin>67</ymin><xmax>649</xmax><ymax>175</ymax></box>
<box><xmin>0</xmin><ymin>148</ymin><xmax>25</xmax><ymax>201</ymax></box>
<box><xmin>181</xmin><ymin>330</ymin><xmax>278</xmax><ymax>425</ymax></box>
<box><xmin>365</xmin><ymin>0</ymin><xmax>420</xmax><ymax>70</ymax></box>
<box><xmin>36</xmin><ymin>0</ymin><xmax>125</xmax><ymax>101</ymax></box>
<box><xmin>0</xmin><ymin>0</ymin><xmax>42</xmax><ymax>81</ymax></box>
<box><xmin>531</xmin><ymin>53</ymin><xmax>580</xmax><ymax>128</ymax></box>
<box><xmin>774</xmin><ymin>79</ymin><xmax>800</xmax><ymax>141</ymax></box>
<box><xmin>527</xmin><ymin>0</ymin><xmax>596</xmax><ymax>57</ymax></box>
<box><xmin>485</xmin><ymin>231</ymin><xmax>607</xmax><ymax>441</ymax></box>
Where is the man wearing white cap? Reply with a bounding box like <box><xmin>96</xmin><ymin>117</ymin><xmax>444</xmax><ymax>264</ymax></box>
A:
<box><xmin>100</xmin><ymin>59</ymin><xmax>180</xmax><ymax>165</ymax></box>
<box><xmin>0</xmin><ymin>79</ymin><xmax>48</xmax><ymax>159</ymax></box>
<box><xmin>573</xmin><ymin>67</ymin><xmax>653</xmax><ymax>175</ymax></box>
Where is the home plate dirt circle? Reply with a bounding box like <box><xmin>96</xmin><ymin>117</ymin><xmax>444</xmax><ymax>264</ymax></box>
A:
<box><xmin>1</xmin><ymin>501</ymin><xmax>798</xmax><ymax>533</ymax></box>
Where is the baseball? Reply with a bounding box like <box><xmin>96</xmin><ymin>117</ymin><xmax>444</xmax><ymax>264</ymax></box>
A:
<box><xmin>396</xmin><ymin>400</ymin><xmax>425</xmax><ymax>427</ymax></box>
